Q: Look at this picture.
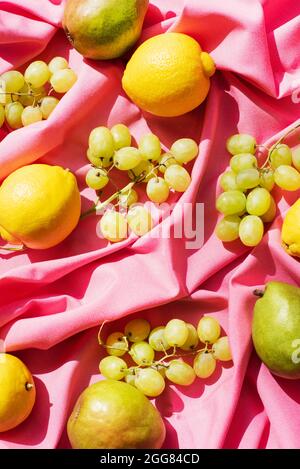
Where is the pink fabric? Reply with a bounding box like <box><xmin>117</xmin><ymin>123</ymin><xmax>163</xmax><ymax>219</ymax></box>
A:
<box><xmin>0</xmin><ymin>0</ymin><xmax>300</xmax><ymax>449</ymax></box>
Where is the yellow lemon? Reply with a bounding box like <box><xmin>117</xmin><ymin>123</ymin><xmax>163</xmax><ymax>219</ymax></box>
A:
<box><xmin>282</xmin><ymin>198</ymin><xmax>300</xmax><ymax>257</ymax></box>
<box><xmin>122</xmin><ymin>33</ymin><xmax>216</xmax><ymax>117</ymax></box>
<box><xmin>0</xmin><ymin>353</ymin><xmax>36</xmax><ymax>432</ymax></box>
<box><xmin>0</xmin><ymin>164</ymin><xmax>81</xmax><ymax>249</ymax></box>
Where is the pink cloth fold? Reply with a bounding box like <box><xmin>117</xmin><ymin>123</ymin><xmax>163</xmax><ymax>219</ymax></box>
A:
<box><xmin>0</xmin><ymin>0</ymin><xmax>300</xmax><ymax>449</ymax></box>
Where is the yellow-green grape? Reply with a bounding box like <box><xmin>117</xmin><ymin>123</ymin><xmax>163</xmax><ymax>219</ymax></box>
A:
<box><xmin>239</xmin><ymin>215</ymin><xmax>264</xmax><ymax>246</ymax></box>
<box><xmin>166</xmin><ymin>359</ymin><xmax>196</xmax><ymax>386</ymax></box>
<box><xmin>246</xmin><ymin>187</ymin><xmax>271</xmax><ymax>216</ymax></box>
<box><xmin>48</xmin><ymin>56</ymin><xmax>69</xmax><ymax>74</ymax></box>
<box><xmin>226</xmin><ymin>134</ymin><xmax>256</xmax><ymax>155</ymax></box>
<box><xmin>40</xmin><ymin>96</ymin><xmax>59</xmax><ymax>119</ymax></box>
<box><xmin>193</xmin><ymin>351</ymin><xmax>216</xmax><ymax>378</ymax></box>
<box><xmin>139</xmin><ymin>133</ymin><xmax>161</xmax><ymax>161</ymax></box>
<box><xmin>114</xmin><ymin>147</ymin><xmax>142</xmax><ymax>171</ymax></box>
<box><xmin>230</xmin><ymin>153</ymin><xmax>257</xmax><ymax>173</ymax></box>
<box><xmin>125</xmin><ymin>367</ymin><xmax>137</xmax><ymax>386</ymax></box>
<box><xmin>25</xmin><ymin>61</ymin><xmax>51</xmax><ymax>88</ymax></box>
<box><xmin>155</xmin><ymin>364</ymin><xmax>167</xmax><ymax>378</ymax></box>
<box><xmin>236</xmin><ymin>168</ymin><xmax>260</xmax><ymax>190</ymax></box>
<box><xmin>105</xmin><ymin>331</ymin><xmax>127</xmax><ymax>357</ymax></box>
<box><xmin>127</xmin><ymin>205</ymin><xmax>153</xmax><ymax>237</ymax></box>
<box><xmin>5</xmin><ymin>102</ymin><xmax>24</xmax><ymax>129</ymax></box>
<box><xmin>128</xmin><ymin>160</ymin><xmax>156</xmax><ymax>182</ymax></box>
<box><xmin>99</xmin><ymin>356</ymin><xmax>127</xmax><ymax>380</ymax></box>
<box><xmin>158</xmin><ymin>153</ymin><xmax>180</xmax><ymax>174</ymax></box>
<box><xmin>100</xmin><ymin>211</ymin><xmax>128</xmax><ymax>243</ymax></box>
<box><xmin>124</xmin><ymin>318</ymin><xmax>151</xmax><ymax>343</ymax></box>
<box><xmin>129</xmin><ymin>341</ymin><xmax>155</xmax><ymax>366</ymax></box>
<box><xmin>0</xmin><ymin>86</ymin><xmax>19</xmax><ymax>105</ymax></box>
<box><xmin>86</xmin><ymin>167</ymin><xmax>109</xmax><ymax>190</ymax></box>
<box><xmin>89</xmin><ymin>126</ymin><xmax>115</xmax><ymax>159</ymax></box>
<box><xmin>292</xmin><ymin>147</ymin><xmax>300</xmax><ymax>171</ymax></box>
<box><xmin>21</xmin><ymin>105</ymin><xmax>43</xmax><ymax>126</ymax></box>
<box><xmin>164</xmin><ymin>164</ymin><xmax>191</xmax><ymax>192</ymax></box>
<box><xmin>274</xmin><ymin>165</ymin><xmax>300</xmax><ymax>191</ymax></box>
<box><xmin>146</xmin><ymin>177</ymin><xmax>170</xmax><ymax>203</ymax></box>
<box><xmin>164</xmin><ymin>319</ymin><xmax>189</xmax><ymax>347</ymax></box>
<box><xmin>111</xmin><ymin>123</ymin><xmax>131</xmax><ymax>150</ymax></box>
<box><xmin>148</xmin><ymin>327</ymin><xmax>171</xmax><ymax>352</ymax></box>
<box><xmin>50</xmin><ymin>68</ymin><xmax>77</xmax><ymax>93</ymax></box>
<box><xmin>180</xmin><ymin>323</ymin><xmax>199</xmax><ymax>351</ymax></box>
<box><xmin>212</xmin><ymin>336</ymin><xmax>232</xmax><ymax>362</ymax></box>
<box><xmin>118</xmin><ymin>189</ymin><xmax>138</xmax><ymax>208</ymax></box>
<box><xmin>0</xmin><ymin>70</ymin><xmax>24</xmax><ymax>93</ymax></box>
<box><xmin>87</xmin><ymin>148</ymin><xmax>113</xmax><ymax>168</ymax></box>
<box><xmin>260</xmin><ymin>195</ymin><xmax>276</xmax><ymax>223</ymax></box>
<box><xmin>197</xmin><ymin>316</ymin><xmax>221</xmax><ymax>344</ymax></box>
<box><xmin>216</xmin><ymin>190</ymin><xmax>246</xmax><ymax>216</ymax></box>
<box><xmin>270</xmin><ymin>144</ymin><xmax>292</xmax><ymax>169</ymax></box>
<box><xmin>215</xmin><ymin>215</ymin><xmax>241</xmax><ymax>242</ymax></box>
<box><xmin>0</xmin><ymin>105</ymin><xmax>4</xmax><ymax>127</ymax></box>
<box><xmin>135</xmin><ymin>368</ymin><xmax>165</xmax><ymax>397</ymax></box>
<box><xmin>18</xmin><ymin>84</ymin><xmax>46</xmax><ymax>106</ymax></box>
<box><xmin>220</xmin><ymin>171</ymin><xmax>239</xmax><ymax>191</ymax></box>
<box><xmin>259</xmin><ymin>169</ymin><xmax>274</xmax><ymax>191</ymax></box>
<box><xmin>171</xmin><ymin>138</ymin><xmax>198</xmax><ymax>164</ymax></box>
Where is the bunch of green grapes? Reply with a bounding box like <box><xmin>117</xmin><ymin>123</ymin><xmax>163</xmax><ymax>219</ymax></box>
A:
<box><xmin>85</xmin><ymin>123</ymin><xmax>199</xmax><ymax>243</ymax></box>
<box><xmin>0</xmin><ymin>57</ymin><xmax>77</xmax><ymax>129</ymax></box>
<box><xmin>98</xmin><ymin>316</ymin><xmax>232</xmax><ymax>398</ymax></box>
<box><xmin>216</xmin><ymin>131</ymin><xmax>300</xmax><ymax>247</ymax></box>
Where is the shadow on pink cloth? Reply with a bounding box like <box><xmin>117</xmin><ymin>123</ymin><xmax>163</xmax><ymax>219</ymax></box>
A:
<box><xmin>0</xmin><ymin>0</ymin><xmax>300</xmax><ymax>449</ymax></box>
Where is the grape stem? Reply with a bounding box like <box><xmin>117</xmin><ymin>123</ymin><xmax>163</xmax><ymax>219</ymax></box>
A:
<box><xmin>260</xmin><ymin>122</ymin><xmax>300</xmax><ymax>169</ymax></box>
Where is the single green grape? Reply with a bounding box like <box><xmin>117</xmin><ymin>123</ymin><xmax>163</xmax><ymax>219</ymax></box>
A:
<box><xmin>274</xmin><ymin>165</ymin><xmax>300</xmax><ymax>191</ymax></box>
<box><xmin>114</xmin><ymin>147</ymin><xmax>142</xmax><ymax>170</ymax></box>
<box><xmin>99</xmin><ymin>356</ymin><xmax>127</xmax><ymax>380</ymax></box>
<box><xmin>270</xmin><ymin>144</ymin><xmax>292</xmax><ymax>169</ymax></box>
<box><xmin>111</xmin><ymin>123</ymin><xmax>131</xmax><ymax>150</ymax></box>
<box><xmin>40</xmin><ymin>96</ymin><xmax>59</xmax><ymax>119</ymax></box>
<box><xmin>216</xmin><ymin>190</ymin><xmax>246</xmax><ymax>216</ymax></box>
<box><xmin>220</xmin><ymin>171</ymin><xmax>239</xmax><ymax>191</ymax></box>
<box><xmin>125</xmin><ymin>367</ymin><xmax>137</xmax><ymax>386</ymax></box>
<box><xmin>212</xmin><ymin>336</ymin><xmax>232</xmax><ymax>361</ymax></box>
<box><xmin>21</xmin><ymin>105</ymin><xmax>43</xmax><ymax>126</ymax></box>
<box><xmin>193</xmin><ymin>351</ymin><xmax>216</xmax><ymax>378</ymax></box>
<box><xmin>135</xmin><ymin>368</ymin><xmax>165</xmax><ymax>397</ymax></box>
<box><xmin>139</xmin><ymin>133</ymin><xmax>161</xmax><ymax>161</ymax></box>
<box><xmin>127</xmin><ymin>205</ymin><xmax>153</xmax><ymax>237</ymax></box>
<box><xmin>25</xmin><ymin>61</ymin><xmax>51</xmax><ymax>88</ymax></box>
<box><xmin>106</xmin><ymin>331</ymin><xmax>127</xmax><ymax>357</ymax></box>
<box><xmin>171</xmin><ymin>138</ymin><xmax>198</xmax><ymax>164</ymax></box>
<box><xmin>226</xmin><ymin>134</ymin><xmax>256</xmax><ymax>155</ymax></box>
<box><xmin>124</xmin><ymin>318</ymin><xmax>151</xmax><ymax>343</ymax></box>
<box><xmin>128</xmin><ymin>160</ymin><xmax>157</xmax><ymax>182</ymax></box>
<box><xmin>87</xmin><ymin>148</ymin><xmax>113</xmax><ymax>168</ymax></box>
<box><xmin>166</xmin><ymin>359</ymin><xmax>196</xmax><ymax>386</ymax></box>
<box><xmin>215</xmin><ymin>215</ymin><xmax>241</xmax><ymax>242</ymax></box>
<box><xmin>197</xmin><ymin>316</ymin><xmax>221</xmax><ymax>344</ymax></box>
<box><xmin>180</xmin><ymin>323</ymin><xmax>199</xmax><ymax>351</ymax></box>
<box><xmin>236</xmin><ymin>168</ymin><xmax>260</xmax><ymax>190</ymax></box>
<box><xmin>164</xmin><ymin>319</ymin><xmax>189</xmax><ymax>347</ymax></box>
<box><xmin>246</xmin><ymin>187</ymin><xmax>271</xmax><ymax>216</ymax></box>
<box><xmin>148</xmin><ymin>327</ymin><xmax>171</xmax><ymax>352</ymax></box>
<box><xmin>230</xmin><ymin>153</ymin><xmax>257</xmax><ymax>173</ymax></box>
<box><xmin>129</xmin><ymin>341</ymin><xmax>155</xmax><ymax>366</ymax></box>
<box><xmin>48</xmin><ymin>57</ymin><xmax>69</xmax><ymax>74</ymax></box>
<box><xmin>5</xmin><ymin>102</ymin><xmax>24</xmax><ymax>129</ymax></box>
<box><xmin>259</xmin><ymin>169</ymin><xmax>274</xmax><ymax>191</ymax></box>
<box><xmin>100</xmin><ymin>211</ymin><xmax>128</xmax><ymax>243</ymax></box>
<box><xmin>146</xmin><ymin>177</ymin><xmax>170</xmax><ymax>203</ymax></box>
<box><xmin>260</xmin><ymin>196</ymin><xmax>277</xmax><ymax>223</ymax></box>
<box><xmin>239</xmin><ymin>215</ymin><xmax>264</xmax><ymax>246</ymax></box>
<box><xmin>164</xmin><ymin>164</ymin><xmax>191</xmax><ymax>192</ymax></box>
<box><xmin>0</xmin><ymin>70</ymin><xmax>24</xmax><ymax>93</ymax></box>
<box><xmin>86</xmin><ymin>167</ymin><xmax>109</xmax><ymax>190</ymax></box>
<box><xmin>50</xmin><ymin>68</ymin><xmax>77</xmax><ymax>93</ymax></box>
<box><xmin>158</xmin><ymin>153</ymin><xmax>181</xmax><ymax>174</ymax></box>
<box><xmin>89</xmin><ymin>127</ymin><xmax>115</xmax><ymax>159</ymax></box>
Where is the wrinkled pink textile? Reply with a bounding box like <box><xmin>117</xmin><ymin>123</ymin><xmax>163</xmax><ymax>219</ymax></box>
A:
<box><xmin>0</xmin><ymin>0</ymin><xmax>300</xmax><ymax>449</ymax></box>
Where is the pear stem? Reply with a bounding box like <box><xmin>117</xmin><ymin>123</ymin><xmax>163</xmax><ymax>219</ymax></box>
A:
<box><xmin>253</xmin><ymin>289</ymin><xmax>264</xmax><ymax>297</ymax></box>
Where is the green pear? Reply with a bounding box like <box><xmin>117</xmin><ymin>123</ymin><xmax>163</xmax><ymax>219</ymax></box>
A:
<box><xmin>252</xmin><ymin>281</ymin><xmax>300</xmax><ymax>379</ymax></box>
<box><xmin>63</xmin><ymin>0</ymin><xmax>149</xmax><ymax>60</ymax></box>
<box><xmin>67</xmin><ymin>380</ymin><xmax>166</xmax><ymax>448</ymax></box>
